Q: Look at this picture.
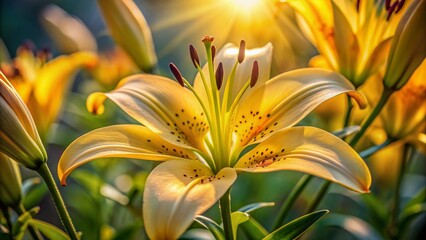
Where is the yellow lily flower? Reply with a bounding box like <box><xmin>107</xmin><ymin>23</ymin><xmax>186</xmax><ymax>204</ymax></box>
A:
<box><xmin>0</xmin><ymin>153</ymin><xmax>22</xmax><ymax>208</ymax></box>
<box><xmin>0</xmin><ymin>71</ymin><xmax>46</xmax><ymax>169</ymax></box>
<box><xmin>381</xmin><ymin>59</ymin><xmax>426</xmax><ymax>141</ymax></box>
<box><xmin>283</xmin><ymin>0</ymin><xmax>412</xmax><ymax>87</ymax></box>
<box><xmin>58</xmin><ymin>38</ymin><xmax>371</xmax><ymax>239</ymax></box>
<box><xmin>0</xmin><ymin>45</ymin><xmax>97</xmax><ymax>140</ymax></box>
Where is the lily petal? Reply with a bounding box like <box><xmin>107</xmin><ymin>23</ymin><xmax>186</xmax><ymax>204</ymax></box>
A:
<box><xmin>87</xmin><ymin>74</ymin><xmax>209</xmax><ymax>150</ymax></box>
<box><xmin>58</xmin><ymin>125</ymin><xmax>196</xmax><ymax>185</ymax></box>
<box><xmin>143</xmin><ymin>160</ymin><xmax>237</xmax><ymax>239</ymax></box>
<box><xmin>234</xmin><ymin>127</ymin><xmax>371</xmax><ymax>193</ymax></box>
<box><xmin>194</xmin><ymin>43</ymin><xmax>272</xmax><ymax>104</ymax></box>
<box><xmin>233</xmin><ymin>68</ymin><xmax>366</xmax><ymax>147</ymax></box>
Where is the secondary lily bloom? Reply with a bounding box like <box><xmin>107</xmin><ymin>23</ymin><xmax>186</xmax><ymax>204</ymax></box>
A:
<box><xmin>0</xmin><ymin>71</ymin><xmax>47</xmax><ymax>169</ymax></box>
<box><xmin>381</xmin><ymin>60</ymin><xmax>426</xmax><ymax>140</ymax></box>
<box><xmin>282</xmin><ymin>0</ymin><xmax>413</xmax><ymax>87</ymax></box>
<box><xmin>0</xmin><ymin>45</ymin><xmax>97</xmax><ymax>140</ymax></box>
<box><xmin>58</xmin><ymin>38</ymin><xmax>371</xmax><ymax>239</ymax></box>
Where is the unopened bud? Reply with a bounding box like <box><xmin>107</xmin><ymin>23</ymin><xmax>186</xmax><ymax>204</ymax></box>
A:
<box><xmin>97</xmin><ymin>0</ymin><xmax>157</xmax><ymax>72</ymax></box>
<box><xmin>0</xmin><ymin>153</ymin><xmax>22</xmax><ymax>208</ymax></box>
<box><xmin>383</xmin><ymin>0</ymin><xmax>426</xmax><ymax>90</ymax></box>
<box><xmin>0</xmin><ymin>71</ymin><xmax>47</xmax><ymax>170</ymax></box>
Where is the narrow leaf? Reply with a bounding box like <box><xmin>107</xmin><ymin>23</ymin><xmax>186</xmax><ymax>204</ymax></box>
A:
<box><xmin>29</xmin><ymin>219</ymin><xmax>70</xmax><ymax>240</ymax></box>
<box><xmin>241</xmin><ymin>216</ymin><xmax>269</xmax><ymax>239</ymax></box>
<box><xmin>237</xmin><ymin>202</ymin><xmax>275</xmax><ymax>214</ymax></box>
<box><xmin>263</xmin><ymin>210</ymin><xmax>328</xmax><ymax>240</ymax></box>
<box><xmin>195</xmin><ymin>215</ymin><xmax>225</xmax><ymax>240</ymax></box>
<box><xmin>231</xmin><ymin>212</ymin><xmax>250</xmax><ymax>239</ymax></box>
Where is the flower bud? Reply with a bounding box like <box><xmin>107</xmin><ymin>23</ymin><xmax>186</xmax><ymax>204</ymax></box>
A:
<box><xmin>98</xmin><ymin>0</ymin><xmax>157</xmax><ymax>72</ymax></box>
<box><xmin>0</xmin><ymin>153</ymin><xmax>22</xmax><ymax>208</ymax></box>
<box><xmin>383</xmin><ymin>0</ymin><xmax>426</xmax><ymax>90</ymax></box>
<box><xmin>40</xmin><ymin>4</ymin><xmax>98</xmax><ymax>54</ymax></box>
<box><xmin>0</xmin><ymin>71</ymin><xmax>47</xmax><ymax>169</ymax></box>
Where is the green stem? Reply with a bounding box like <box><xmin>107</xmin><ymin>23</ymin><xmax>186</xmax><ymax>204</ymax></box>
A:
<box><xmin>388</xmin><ymin>144</ymin><xmax>411</xmax><ymax>239</ymax></box>
<box><xmin>272</xmin><ymin>175</ymin><xmax>313</xmax><ymax>230</ymax></box>
<box><xmin>15</xmin><ymin>204</ymin><xmax>43</xmax><ymax>240</ymax></box>
<box><xmin>1</xmin><ymin>207</ymin><xmax>13</xmax><ymax>239</ymax></box>
<box><xmin>219</xmin><ymin>189</ymin><xmax>233</xmax><ymax>240</ymax></box>
<box><xmin>343</xmin><ymin>95</ymin><xmax>353</xmax><ymax>128</ymax></box>
<box><xmin>349</xmin><ymin>88</ymin><xmax>393</xmax><ymax>147</ymax></box>
<box><xmin>36</xmin><ymin>163</ymin><xmax>79</xmax><ymax>240</ymax></box>
<box><xmin>305</xmin><ymin>181</ymin><xmax>332</xmax><ymax>214</ymax></box>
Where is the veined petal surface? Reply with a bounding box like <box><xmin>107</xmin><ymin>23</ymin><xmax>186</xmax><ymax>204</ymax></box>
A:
<box><xmin>234</xmin><ymin>127</ymin><xmax>371</xmax><ymax>193</ymax></box>
<box><xmin>232</xmin><ymin>68</ymin><xmax>366</xmax><ymax>147</ymax></box>
<box><xmin>87</xmin><ymin>74</ymin><xmax>209</xmax><ymax>151</ymax></box>
<box><xmin>144</xmin><ymin>160</ymin><xmax>237</xmax><ymax>240</ymax></box>
<box><xmin>58</xmin><ymin>125</ymin><xmax>196</xmax><ymax>185</ymax></box>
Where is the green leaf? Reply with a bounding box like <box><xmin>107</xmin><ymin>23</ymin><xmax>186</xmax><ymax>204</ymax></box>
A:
<box><xmin>399</xmin><ymin>203</ymin><xmax>426</xmax><ymax>230</ymax></box>
<box><xmin>403</xmin><ymin>188</ymin><xmax>426</xmax><ymax>211</ymax></box>
<box><xmin>360</xmin><ymin>194</ymin><xmax>388</xmax><ymax>229</ymax></box>
<box><xmin>240</xmin><ymin>216</ymin><xmax>269</xmax><ymax>239</ymax></box>
<box><xmin>231</xmin><ymin>212</ymin><xmax>250</xmax><ymax>239</ymax></box>
<box><xmin>23</xmin><ymin>180</ymin><xmax>47</xmax><ymax>210</ymax></box>
<box><xmin>29</xmin><ymin>219</ymin><xmax>70</xmax><ymax>240</ymax></box>
<box><xmin>194</xmin><ymin>215</ymin><xmax>225</xmax><ymax>240</ymax></box>
<box><xmin>237</xmin><ymin>202</ymin><xmax>275</xmax><ymax>214</ymax></box>
<box><xmin>317</xmin><ymin>214</ymin><xmax>381</xmax><ymax>240</ymax></box>
<box><xmin>263</xmin><ymin>210</ymin><xmax>328</xmax><ymax>240</ymax></box>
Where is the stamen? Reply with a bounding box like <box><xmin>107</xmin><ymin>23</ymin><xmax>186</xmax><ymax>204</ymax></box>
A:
<box><xmin>356</xmin><ymin>0</ymin><xmax>361</xmax><ymax>12</ymax></box>
<box><xmin>238</xmin><ymin>40</ymin><xmax>246</xmax><ymax>63</ymax></box>
<box><xmin>189</xmin><ymin>45</ymin><xmax>200</xmax><ymax>68</ymax></box>
<box><xmin>250</xmin><ymin>61</ymin><xmax>259</xmax><ymax>87</ymax></box>
<box><xmin>215</xmin><ymin>62</ymin><xmax>224</xmax><ymax>90</ymax></box>
<box><xmin>211</xmin><ymin>45</ymin><xmax>216</xmax><ymax>61</ymax></box>
<box><xmin>169</xmin><ymin>63</ymin><xmax>185</xmax><ymax>87</ymax></box>
<box><xmin>395</xmin><ymin>0</ymin><xmax>405</xmax><ymax>13</ymax></box>
<box><xmin>386</xmin><ymin>0</ymin><xmax>391</xmax><ymax>10</ymax></box>
<box><xmin>201</xmin><ymin>35</ymin><xmax>214</xmax><ymax>43</ymax></box>
<box><xmin>387</xmin><ymin>1</ymin><xmax>398</xmax><ymax>21</ymax></box>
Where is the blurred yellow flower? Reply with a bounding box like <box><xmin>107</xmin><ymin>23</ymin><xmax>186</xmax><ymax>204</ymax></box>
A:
<box><xmin>59</xmin><ymin>38</ymin><xmax>370</xmax><ymax>239</ymax></box>
<box><xmin>89</xmin><ymin>47</ymin><xmax>139</xmax><ymax>90</ymax></box>
<box><xmin>283</xmin><ymin>0</ymin><xmax>413</xmax><ymax>87</ymax></box>
<box><xmin>40</xmin><ymin>4</ymin><xmax>98</xmax><ymax>54</ymax></box>
<box><xmin>0</xmin><ymin>71</ymin><xmax>47</xmax><ymax>169</ymax></box>
<box><xmin>0</xmin><ymin>45</ymin><xmax>97</xmax><ymax>140</ymax></box>
<box><xmin>381</xmin><ymin>60</ymin><xmax>426</xmax><ymax>140</ymax></box>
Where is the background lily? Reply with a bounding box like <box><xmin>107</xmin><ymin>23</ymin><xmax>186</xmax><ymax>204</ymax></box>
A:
<box><xmin>58</xmin><ymin>38</ymin><xmax>371</xmax><ymax>239</ymax></box>
<box><xmin>282</xmin><ymin>0</ymin><xmax>413</xmax><ymax>87</ymax></box>
<box><xmin>0</xmin><ymin>44</ymin><xmax>97</xmax><ymax>141</ymax></box>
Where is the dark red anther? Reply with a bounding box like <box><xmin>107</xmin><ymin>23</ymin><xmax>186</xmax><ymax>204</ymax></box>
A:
<box><xmin>387</xmin><ymin>1</ymin><xmax>398</xmax><ymax>21</ymax></box>
<box><xmin>189</xmin><ymin>45</ymin><xmax>200</xmax><ymax>68</ymax></box>
<box><xmin>211</xmin><ymin>45</ymin><xmax>216</xmax><ymax>61</ymax></box>
<box><xmin>250</xmin><ymin>61</ymin><xmax>259</xmax><ymax>88</ymax></box>
<box><xmin>385</xmin><ymin>0</ymin><xmax>391</xmax><ymax>10</ymax></box>
<box><xmin>238</xmin><ymin>40</ymin><xmax>246</xmax><ymax>63</ymax></box>
<box><xmin>169</xmin><ymin>63</ymin><xmax>185</xmax><ymax>87</ymax></box>
<box><xmin>395</xmin><ymin>0</ymin><xmax>405</xmax><ymax>13</ymax></box>
<box><xmin>356</xmin><ymin>0</ymin><xmax>361</xmax><ymax>12</ymax></box>
<box><xmin>215</xmin><ymin>62</ymin><xmax>224</xmax><ymax>90</ymax></box>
